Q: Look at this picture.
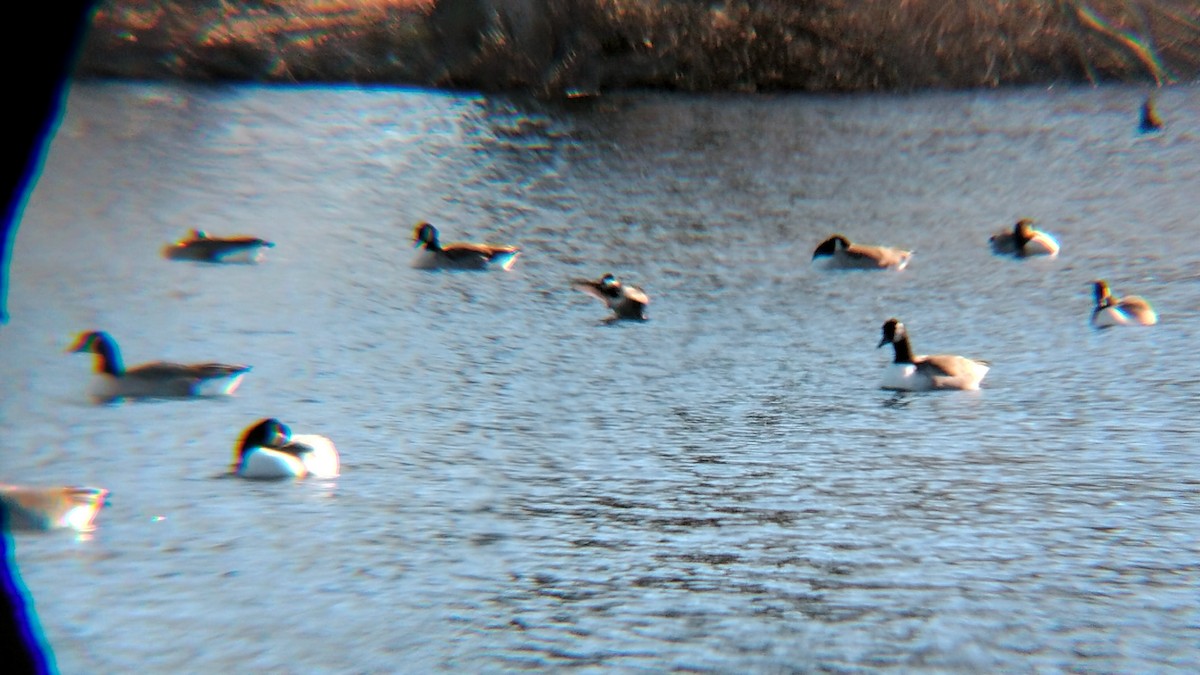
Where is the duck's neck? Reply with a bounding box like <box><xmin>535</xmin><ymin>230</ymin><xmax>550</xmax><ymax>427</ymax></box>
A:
<box><xmin>891</xmin><ymin>336</ymin><xmax>915</xmax><ymax>364</ymax></box>
<box><xmin>235</xmin><ymin>431</ymin><xmax>267</xmax><ymax>469</ymax></box>
<box><xmin>1014</xmin><ymin>226</ymin><xmax>1030</xmax><ymax>249</ymax></box>
<box><xmin>95</xmin><ymin>340</ymin><xmax>123</xmax><ymax>376</ymax></box>
<box><xmin>422</xmin><ymin>234</ymin><xmax>443</xmax><ymax>253</ymax></box>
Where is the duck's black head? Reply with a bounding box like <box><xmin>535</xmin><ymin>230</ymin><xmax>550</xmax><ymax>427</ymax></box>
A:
<box><xmin>599</xmin><ymin>273</ymin><xmax>621</xmax><ymax>291</ymax></box>
<box><xmin>413</xmin><ymin>222</ymin><xmax>439</xmax><ymax>250</ymax></box>
<box><xmin>1092</xmin><ymin>280</ymin><xmax>1113</xmax><ymax>308</ymax></box>
<box><xmin>813</xmin><ymin>234</ymin><xmax>850</xmax><ymax>259</ymax></box>
<box><xmin>70</xmin><ymin>331</ymin><xmax>111</xmax><ymax>353</ymax></box>
<box><xmin>238</xmin><ymin>418</ymin><xmax>291</xmax><ymax>454</ymax></box>
<box><xmin>878</xmin><ymin>318</ymin><xmax>905</xmax><ymax>348</ymax></box>
<box><xmin>878</xmin><ymin>318</ymin><xmax>916</xmax><ymax>363</ymax></box>
<box><xmin>69</xmin><ymin>331</ymin><xmax>123</xmax><ymax>375</ymax></box>
<box><xmin>1140</xmin><ymin>96</ymin><xmax>1163</xmax><ymax>133</ymax></box>
<box><xmin>1013</xmin><ymin>219</ymin><xmax>1036</xmax><ymax>243</ymax></box>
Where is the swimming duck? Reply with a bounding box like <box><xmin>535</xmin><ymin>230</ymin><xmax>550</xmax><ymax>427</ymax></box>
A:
<box><xmin>233</xmin><ymin>418</ymin><xmax>340</xmax><ymax>480</ymax></box>
<box><xmin>572</xmin><ymin>273</ymin><xmax>649</xmax><ymax>320</ymax></box>
<box><xmin>1091</xmin><ymin>280</ymin><xmax>1157</xmax><ymax>328</ymax></box>
<box><xmin>164</xmin><ymin>229</ymin><xmax>275</xmax><ymax>263</ymax></box>
<box><xmin>1139</xmin><ymin>95</ymin><xmax>1163</xmax><ymax>133</ymax></box>
<box><xmin>989</xmin><ymin>218</ymin><xmax>1060</xmax><ymax>258</ymax></box>
<box><xmin>877</xmin><ymin>318</ymin><xmax>990</xmax><ymax>391</ymax></box>
<box><xmin>411</xmin><ymin>222</ymin><xmax>520</xmax><ymax>271</ymax></box>
<box><xmin>70</xmin><ymin>331</ymin><xmax>251</xmax><ymax>402</ymax></box>
<box><xmin>0</xmin><ymin>484</ymin><xmax>109</xmax><ymax>532</ymax></box>
<box><xmin>812</xmin><ymin>234</ymin><xmax>913</xmax><ymax>270</ymax></box>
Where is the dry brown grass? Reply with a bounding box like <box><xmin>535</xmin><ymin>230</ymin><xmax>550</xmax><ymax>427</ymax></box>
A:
<box><xmin>76</xmin><ymin>0</ymin><xmax>1200</xmax><ymax>92</ymax></box>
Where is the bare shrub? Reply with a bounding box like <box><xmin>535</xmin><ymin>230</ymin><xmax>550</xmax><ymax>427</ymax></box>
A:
<box><xmin>78</xmin><ymin>0</ymin><xmax>1200</xmax><ymax>91</ymax></box>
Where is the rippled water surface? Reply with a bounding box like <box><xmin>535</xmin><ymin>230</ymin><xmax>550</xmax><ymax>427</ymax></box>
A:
<box><xmin>4</xmin><ymin>81</ymin><xmax>1200</xmax><ymax>672</ymax></box>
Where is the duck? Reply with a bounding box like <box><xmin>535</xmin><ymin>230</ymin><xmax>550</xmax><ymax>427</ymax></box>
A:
<box><xmin>1091</xmin><ymin>280</ymin><xmax>1157</xmax><ymax>328</ymax></box>
<box><xmin>233</xmin><ymin>418</ymin><xmax>340</xmax><ymax>480</ymax></box>
<box><xmin>70</xmin><ymin>330</ymin><xmax>251</xmax><ymax>402</ymax></box>
<box><xmin>1139</xmin><ymin>95</ymin><xmax>1163</xmax><ymax>133</ymax></box>
<box><xmin>812</xmin><ymin>234</ymin><xmax>912</xmax><ymax>270</ymax></box>
<box><xmin>411</xmin><ymin>222</ymin><xmax>520</xmax><ymax>271</ymax></box>
<box><xmin>572</xmin><ymin>273</ymin><xmax>649</xmax><ymax>320</ymax></box>
<box><xmin>163</xmin><ymin>229</ymin><xmax>275</xmax><ymax>263</ymax></box>
<box><xmin>1</xmin><ymin>484</ymin><xmax>109</xmax><ymax>532</ymax></box>
<box><xmin>989</xmin><ymin>218</ymin><xmax>1060</xmax><ymax>257</ymax></box>
<box><xmin>877</xmin><ymin>318</ymin><xmax>990</xmax><ymax>391</ymax></box>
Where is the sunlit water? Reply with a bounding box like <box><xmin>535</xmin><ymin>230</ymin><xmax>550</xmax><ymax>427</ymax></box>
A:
<box><xmin>3</xmin><ymin>81</ymin><xmax>1200</xmax><ymax>672</ymax></box>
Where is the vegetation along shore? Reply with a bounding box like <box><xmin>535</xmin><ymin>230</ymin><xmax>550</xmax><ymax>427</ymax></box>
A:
<box><xmin>79</xmin><ymin>0</ymin><xmax>1200</xmax><ymax>94</ymax></box>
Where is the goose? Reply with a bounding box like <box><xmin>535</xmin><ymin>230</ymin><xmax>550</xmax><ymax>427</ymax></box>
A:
<box><xmin>877</xmin><ymin>318</ymin><xmax>990</xmax><ymax>391</ymax></box>
<box><xmin>812</xmin><ymin>234</ymin><xmax>912</xmax><ymax>270</ymax></box>
<box><xmin>411</xmin><ymin>222</ymin><xmax>520</xmax><ymax>271</ymax></box>
<box><xmin>0</xmin><ymin>484</ymin><xmax>108</xmax><ymax>532</ymax></box>
<box><xmin>1091</xmin><ymin>280</ymin><xmax>1157</xmax><ymax>327</ymax></box>
<box><xmin>233</xmin><ymin>418</ymin><xmax>340</xmax><ymax>480</ymax></box>
<box><xmin>70</xmin><ymin>331</ymin><xmax>250</xmax><ymax>402</ymax></box>
<box><xmin>1140</xmin><ymin>95</ymin><xmax>1163</xmax><ymax>133</ymax></box>
<box><xmin>989</xmin><ymin>218</ymin><xmax>1060</xmax><ymax>257</ymax></box>
<box><xmin>572</xmin><ymin>273</ymin><xmax>649</xmax><ymax>320</ymax></box>
<box><xmin>164</xmin><ymin>229</ymin><xmax>275</xmax><ymax>263</ymax></box>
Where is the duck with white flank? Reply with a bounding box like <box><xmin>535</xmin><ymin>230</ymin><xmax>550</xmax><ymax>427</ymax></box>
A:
<box><xmin>877</xmin><ymin>318</ymin><xmax>990</xmax><ymax>391</ymax></box>
<box><xmin>0</xmin><ymin>484</ymin><xmax>109</xmax><ymax>532</ymax></box>
<box><xmin>233</xmin><ymin>418</ymin><xmax>340</xmax><ymax>480</ymax></box>
<box><xmin>812</xmin><ymin>234</ymin><xmax>912</xmax><ymax>270</ymax></box>
<box><xmin>70</xmin><ymin>331</ymin><xmax>251</xmax><ymax>402</ymax></box>
<box><xmin>411</xmin><ymin>222</ymin><xmax>520</xmax><ymax>271</ymax></box>
<box><xmin>1091</xmin><ymin>280</ymin><xmax>1157</xmax><ymax>328</ymax></box>
<box><xmin>164</xmin><ymin>229</ymin><xmax>275</xmax><ymax>263</ymax></box>
<box><xmin>572</xmin><ymin>273</ymin><xmax>649</xmax><ymax>321</ymax></box>
<box><xmin>989</xmin><ymin>218</ymin><xmax>1060</xmax><ymax>258</ymax></box>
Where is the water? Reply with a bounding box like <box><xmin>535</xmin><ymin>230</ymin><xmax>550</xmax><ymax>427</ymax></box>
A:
<box><xmin>3</xmin><ymin>80</ymin><xmax>1200</xmax><ymax>672</ymax></box>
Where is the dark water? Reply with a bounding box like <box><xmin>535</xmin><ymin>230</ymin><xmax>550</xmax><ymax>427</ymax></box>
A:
<box><xmin>3</xmin><ymin>81</ymin><xmax>1200</xmax><ymax>672</ymax></box>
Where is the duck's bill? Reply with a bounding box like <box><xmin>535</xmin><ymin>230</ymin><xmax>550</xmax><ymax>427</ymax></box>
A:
<box><xmin>67</xmin><ymin>336</ymin><xmax>90</xmax><ymax>353</ymax></box>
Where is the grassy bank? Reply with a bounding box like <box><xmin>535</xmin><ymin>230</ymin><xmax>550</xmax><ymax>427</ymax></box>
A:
<box><xmin>77</xmin><ymin>0</ymin><xmax>1200</xmax><ymax>94</ymax></box>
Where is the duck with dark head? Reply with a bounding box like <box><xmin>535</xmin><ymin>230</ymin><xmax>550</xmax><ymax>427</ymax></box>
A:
<box><xmin>989</xmin><ymin>218</ymin><xmax>1059</xmax><ymax>258</ymax></box>
<box><xmin>69</xmin><ymin>330</ymin><xmax>251</xmax><ymax>402</ymax></box>
<box><xmin>877</xmin><ymin>318</ymin><xmax>990</xmax><ymax>391</ymax></box>
<box><xmin>233</xmin><ymin>418</ymin><xmax>340</xmax><ymax>480</ymax></box>
<box><xmin>812</xmin><ymin>234</ymin><xmax>912</xmax><ymax>271</ymax></box>
<box><xmin>411</xmin><ymin>221</ymin><xmax>520</xmax><ymax>271</ymax></box>
<box><xmin>1091</xmin><ymin>280</ymin><xmax>1157</xmax><ymax>328</ymax></box>
<box><xmin>572</xmin><ymin>273</ymin><xmax>649</xmax><ymax>321</ymax></box>
<box><xmin>164</xmin><ymin>229</ymin><xmax>275</xmax><ymax>263</ymax></box>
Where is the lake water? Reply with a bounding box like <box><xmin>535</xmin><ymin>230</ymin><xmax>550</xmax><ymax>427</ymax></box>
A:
<box><xmin>3</xmin><ymin>80</ymin><xmax>1200</xmax><ymax>672</ymax></box>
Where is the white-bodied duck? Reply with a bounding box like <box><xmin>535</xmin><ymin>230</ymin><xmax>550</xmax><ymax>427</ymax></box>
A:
<box><xmin>411</xmin><ymin>222</ymin><xmax>520</xmax><ymax>271</ymax></box>
<box><xmin>989</xmin><ymin>218</ymin><xmax>1059</xmax><ymax>258</ymax></box>
<box><xmin>1091</xmin><ymin>280</ymin><xmax>1157</xmax><ymax>328</ymax></box>
<box><xmin>812</xmin><ymin>234</ymin><xmax>912</xmax><ymax>270</ymax></box>
<box><xmin>877</xmin><ymin>318</ymin><xmax>990</xmax><ymax>391</ymax></box>
<box><xmin>70</xmin><ymin>331</ymin><xmax>251</xmax><ymax>402</ymax></box>
<box><xmin>572</xmin><ymin>273</ymin><xmax>649</xmax><ymax>321</ymax></box>
<box><xmin>0</xmin><ymin>484</ymin><xmax>109</xmax><ymax>532</ymax></box>
<box><xmin>233</xmin><ymin>418</ymin><xmax>340</xmax><ymax>480</ymax></box>
<box><xmin>164</xmin><ymin>229</ymin><xmax>275</xmax><ymax>263</ymax></box>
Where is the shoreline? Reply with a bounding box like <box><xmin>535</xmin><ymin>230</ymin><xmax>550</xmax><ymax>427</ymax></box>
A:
<box><xmin>76</xmin><ymin>0</ymin><xmax>1200</xmax><ymax>95</ymax></box>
